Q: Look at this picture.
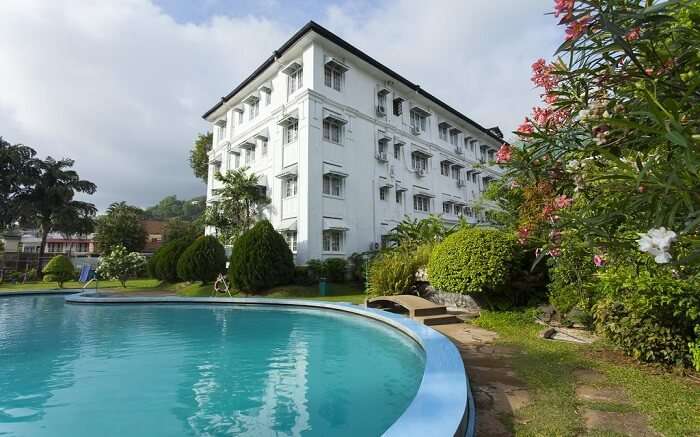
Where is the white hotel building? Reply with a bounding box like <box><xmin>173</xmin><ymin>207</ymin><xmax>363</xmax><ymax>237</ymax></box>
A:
<box><xmin>203</xmin><ymin>21</ymin><xmax>504</xmax><ymax>264</ymax></box>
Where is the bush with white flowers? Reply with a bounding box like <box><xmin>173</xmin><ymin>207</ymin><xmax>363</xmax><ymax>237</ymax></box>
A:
<box><xmin>97</xmin><ymin>244</ymin><xmax>147</xmax><ymax>288</ymax></box>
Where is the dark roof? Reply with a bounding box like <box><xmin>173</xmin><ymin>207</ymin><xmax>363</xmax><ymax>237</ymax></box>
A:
<box><xmin>202</xmin><ymin>20</ymin><xmax>504</xmax><ymax>144</ymax></box>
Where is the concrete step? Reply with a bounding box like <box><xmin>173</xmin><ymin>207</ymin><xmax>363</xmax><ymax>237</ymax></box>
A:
<box><xmin>414</xmin><ymin>305</ymin><xmax>448</xmax><ymax>317</ymax></box>
<box><xmin>416</xmin><ymin>314</ymin><xmax>462</xmax><ymax>326</ymax></box>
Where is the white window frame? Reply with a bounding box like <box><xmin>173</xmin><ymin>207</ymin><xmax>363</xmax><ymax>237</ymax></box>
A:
<box><xmin>284</xmin><ymin>121</ymin><xmax>298</xmax><ymax>144</ymax></box>
<box><xmin>395</xmin><ymin>190</ymin><xmax>403</xmax><ymax>204</ymax></box>
<box><xmin>283</xmin><ymin>176</ymin><xmax>297</xmax><ymax>198</ymax></box>
<box><xmin>450</xmin><ymin>131</ymin><xmax>459</xmax><ymax>146</ymax></box>
<box><xmin>323</xmin><ymin>119</ymin><xmax>343</xmax><ymax>144</ymax></box>
<box><xmin>288</xmin><ymin>67</ymin><xmax>303</xmax><ymax>96</ymax></box>
<box><xmin>439</xmin><ymin>124</ymin><xmax>448</xmax><ymax>140</ymax></box>
<box><xmin>440</xmin><ymin>161</ymin><xmax>450</xmax><ymax>176</ymax></box>
<box><xmin>413</xmin><ymin>195</ymin><xmax>430</xmax><ymax>212</ymax></box>
<box><xmin>393</xmin><ymin>143</ymin><xmax>402</xmax><ymax>159</ymax></box>
<box><xmin>322</xmin><ymin>174</ymin><xmax>344</xmax><ymax>198</ymax></box>
<box><xmin>324</xmin><ymin>65</ymin><xmax>344</xmax><ymax>91</ymax></box>
<box><xmin>410</xmin><ymin>111</ymin><xmax>427</xmax><ymax>131</ymax></box>
<box><xmin>323</xmin><ymin>230</ymin><xmax>344</xmax><ymax>253</ymax></box>
<box><xmin>284</xmin><ymin>230</ymin><xmax>297</xmax><ymax>253</ymax></box>
<box><xmin>245</xmin><ymin>148</ymin><xmax>255</xmax><ymax>166</ymax></box>
<box><xmin>379</xmin><ymin>186</ymin><xmax>389</xmax><ymax>201</ymax></box>
<box><xmin>443</xmin><ymin>202</ymin><xmax>453</xmax><ymax>215</ymax></box>
<box><xmin>412</xmin><ymin>153</ymin><xmax>428</xmax><ymax>172</ymax></box>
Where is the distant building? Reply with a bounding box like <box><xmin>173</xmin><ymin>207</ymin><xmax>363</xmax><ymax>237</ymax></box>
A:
<box><xmin>142</xmin><ymin>220</ymin><xmax>167</xmax><ymax>253</ymax></box>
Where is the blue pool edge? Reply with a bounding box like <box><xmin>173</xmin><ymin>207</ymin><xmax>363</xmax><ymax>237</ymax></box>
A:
<box><xmin>3</xmin><ymin>291</ymin><xmax>475</xmax><ymax>437</ymax></box>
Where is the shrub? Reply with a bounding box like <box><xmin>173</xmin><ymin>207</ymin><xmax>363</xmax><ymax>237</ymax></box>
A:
<box><xmin>323</xmin><ymin>258</ymin><xmax>347</xmax><ymax>282</ymax></box>
<box><xmin>428</xmin><ymin>227</ymin><xmax>516</xmax><ymax>295</ymax></box>
<box><xmin>367</xmin><ymin>244</ymin><xmax>433</xmax><ymax>297</ymax></box>
<box><xmin>96</xmin><ymin>245</ymin><xmax>147</xmax><ymax>287</ymax></box>
<box><xmin>228</xmin><ymin>220</ymin><xmax>294</xmax><ymax>291</ymax></box>
<box><xmin>43</xmin><ymin>255</ymin><xmax>75</xmax><ymax>288</ymax></box>
<box><xmin>594</xmin><ymin>266</ymin><xmax>700</xmax><ymax>368</ymax></box>
<box><xmin>154</xmin><ymin>237</ymin><xmax>194</xmax><ymax>282</ymax></box>
<box><xmin>306</xmin><ymin>259</ymin><xmax>325</xmax><ymax>282</ymax></box>
<box><xmin>176</xmin><ymin>236</ymin><xmax>227</xmax><ymax>284</ymax></box>
<box><xmin>293</xmin><ymin>266</ymin><xmax>315</xmax><ymax>286</ymax></box>
<box><xmin>547</xmin><ymin>235</ymin><xmax>597</xmax><ymax>315</ymax></box>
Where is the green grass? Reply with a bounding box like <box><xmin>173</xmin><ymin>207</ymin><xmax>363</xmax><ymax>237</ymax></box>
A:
<box><xmin>0</xmin><ymin>278</ymin><xmax>162</xmax><ymax>292</ymax></box>
<box><xmin>474</xmin><ymin>310</ymin><xmax>700</xmax><ymax>437</ymax></box>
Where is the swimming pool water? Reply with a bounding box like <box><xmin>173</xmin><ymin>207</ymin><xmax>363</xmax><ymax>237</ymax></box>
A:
<box><xmin>0</xmin><ymin>295</ymin><xmax>425</xmax><ymax>436</ymax></box>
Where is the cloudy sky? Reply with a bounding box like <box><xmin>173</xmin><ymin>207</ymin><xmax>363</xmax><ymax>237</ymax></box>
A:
<box><xmin>0</xmin><ymin>0</ymin><xmax>562</xmax><ymax>211</ymax></box>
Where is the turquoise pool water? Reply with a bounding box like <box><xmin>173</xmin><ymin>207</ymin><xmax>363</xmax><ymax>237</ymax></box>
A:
<box><xmin>0</xmin><ymin>295</ymin><xmax>425</xmax><ymax>436</ymax></box>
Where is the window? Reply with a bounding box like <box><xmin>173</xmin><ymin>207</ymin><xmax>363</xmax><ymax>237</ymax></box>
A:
<box><xmin>324</xmin><ymin>65</ymin><xmax>344</xmax><ymax>91</ymax></box>
<box><xmin>288</xmin><ymin>67</ymin><xmax>303</xmax><ymax>95</ymax></box>
<box><xmin>470</xmin><ymin>140</ymin><xmax>476</xmax><ymax>153</ymax></box>
<box><xmin>454</xmin><ymin>205</ymin><xmax>463</xmax><ymax>216</ymax></box>
<box><xmin>377</xmin><ymin>92</ymin><xmax>387</xmax><ymax>111</ymax></box>
<box><xmin>323</xmin><ymin>174</ymin><xmax>344</xmax><ymax>197</ymax></box>
<box><xmin>284</xmin><ymin>231</ymin><xmax>297</xmax><ymax>253</ymax></box>
<box><xmin>393</xmin><ymin>98</ymin><xmax>403</xmax><ymax>116</ymax></box>
<box><xmin>412</xmin><ymin>152</ymin><xmax>428</xmax><ymax>172</ymax></box>
<box><xmin>439</xmin><ymin>124</ymin><xmax>448</xmax><ymax>140</ymax></box>
<box><xmin>283</xmin><ymin>177</ymin><xmax>297</xmax><ymax>198</ymax></box>
<box><xmin>443</xmin><ymin>202</ymin><xmax>453</xmax><ymax>214</ymax></box>
<box><xmin>472</xmin><ymin>173</ymin><xmax>477</xmax><ymax>183</ymax></box>
<box><xmin>237</xmin><ymin>111</ymin><xmax>244</xmax><ymax>124</ymax></box>
<box><xmin>249</xmin><ymin>100</ymin><xmax>259</xmax><ymax>120</ymax></box>
<box><xmin>232</xmin><ymin>152</ymin><xmax>240</xmax><ymax>169</ymax></box>
<box><xmin>264</xmin><ymin>90</ymin><xmax>271</xmax><ymax>105</ymax></box>
<box><xmin>451</xmin><ymin>166</ymin><xmax>461</xmax><ymax>180</ymax></box>
<box><xmin>379</xmin><ymin>186</ymin><xmax>389</xmax><ymax>201</ymax></box>
<box><xmin>377</xmin><ymin>139</ymin><xmax>388</xmax><ymax>158</ymax></box>
<box><xmin>245</xmin><ymin>148</ymin><xmax>255</xmax><ymax>165</ymax></box>
<box><xmin>410</xmin><ymin>110</ymin><xmax>427</xmax><ymax>131</ymax></box>
<box><xmin>323</xmin><ymin>119</ymin><xmax>342</xmax><ymax>144</ymax></box>
<box><xmin>488</xmin><ymin>150</ymin><xmax>496</xmax><ymax>161</ymax></box>
<box><xmin>393</xmin><ymin>143</ymin><xmax>402</xmax><ymax>159</ymax></box>
<box><xmin>285</xmin><ymin>121</ymin><xmax>298</xmax><ymax>144</ymax></box>
<box><xmin>323</xmin><ymin>230</ymin><xmax>344</xmax><ymax>252</ymax></box>
<box><xmin>450</xmin><ymin>131</ymin><xmax>459</xmax><ymax>146</ymax></box>
<box><xmin>413</xmin><ymin>195</ymin><xmax>430</xmax><ymax>212</ymax></box>
<box><xmin>395</xmin><ymin>190</ymin><xmax>403</xmax><ymax>204</ymax></box>
<box><xmin>440</xmin><ymin>161</ymin><xmax>450</xmax><ymax>176</ymax></box>
<box><xmin>217</xmin><ymin>123</ymin><xmax>227</xmax><ymax>142</ymax></box>
<box><xmin>261</xmin><ymin>139</ymin><xmax>268</xmax><ymax>157</ymax></box>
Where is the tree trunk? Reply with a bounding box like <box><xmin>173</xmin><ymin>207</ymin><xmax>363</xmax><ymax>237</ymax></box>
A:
<box><xmin>37</xmin><ymin>223</ymin><xmax>50</xmax><ymax>275</ymax></box>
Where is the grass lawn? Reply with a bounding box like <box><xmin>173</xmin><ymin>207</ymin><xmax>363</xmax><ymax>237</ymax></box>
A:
<box><xmin>474</xmin><ymin>310</ymin><xmax>700</xmax><ymax>436</ymax></box>
<box><xmin>0</xmin><ymin>278</ymin><xmax>162</xmax><ymax>292</ymax></box>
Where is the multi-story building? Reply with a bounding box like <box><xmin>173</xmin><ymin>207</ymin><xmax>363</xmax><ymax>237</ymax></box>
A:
<box><xmin>203</xmin><ymin>21</ymin><xmax>504</xmax><ymax>264</ymax></box>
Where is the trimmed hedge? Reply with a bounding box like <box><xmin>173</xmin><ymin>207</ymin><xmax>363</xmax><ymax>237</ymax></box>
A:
<box><xmin>43</xmin><ymin>255</ymin><xmax>75</xmax><ymax>288</ymax></box>
<box><xmin>154</xmin><ymin>237</ymin><xmax>194</xmax><ymax>282</ymax></box>
<box><xmin>428</xmin><ymin>227</ymin><xmax>516</xmax><ymax>295</ymax></box>
<box><xmin>176</xmin><ymin>236</ymin><xmax>226</xmax><ymax>284</ymax></box>
<box><xmin>228</xmin><ymin>220</ymin><xmax>294</xmax><ymax>291</ymax></box>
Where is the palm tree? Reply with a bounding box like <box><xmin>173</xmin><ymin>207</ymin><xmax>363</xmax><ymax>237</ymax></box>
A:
<box><xmin>204</xmin><ymin>167</ymin><xmax>270</xmax><ymax>245</ymax></box>
<box><xmin>0</xmin><ymin>137</ymin><xmax>40</xmax><ymax>229</ymax></box>
<box><xmin>18</xmin><ymin>157</ymin><xmax>97</xmax><ymax>271</ymax></box>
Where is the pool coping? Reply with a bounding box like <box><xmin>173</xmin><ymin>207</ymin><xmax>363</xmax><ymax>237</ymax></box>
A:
<box><xmin>5</xmin><ymin>291</ymin><xmax>474</xmax><ymax>437</ymax></box>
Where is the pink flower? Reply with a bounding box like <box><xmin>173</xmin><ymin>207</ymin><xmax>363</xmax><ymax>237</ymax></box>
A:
<box><xmin>517</xmin><ymin>227</ymin><xmax>530</xmax><ymax>245</ymax></box>
<box><xmin>496</xmin><ymin>143</ymin><xmax>513</xmax><ymax>164</ymax></box>
<box><xmin>544</xmin><ymin>93</ymin><xmax>558</xmax><ymax>105</ymax></box>
<box><xmin>554</xmin><ymin>0</ymin><xmax>574</xmax><ymax>18</ymax></box>
<box><xmin>553</xmin><ymin>195</ymin><xmax>573</xmax><ymax>209</ymax></box>
<box><xmin>531</xmin><ymin>59</ymin><xmax>558</xmax><ymax>92</ymax></box>
<box><xmin>565</xmin><ymin>16</ymin><xmax>590</xmax><ymax>41</ymax></box>
<box><xmin>625</xmin><ymin>27</ymin><xmax>640</xmax><ymax>42</ymax></box>
<box><xmin>510</xmin><ymin>180</ymin><xmax>521</xmax><ymax>189</ymax></box>
<box><xmin>593</xmin><ymin>254</ymin><xmax>605</xmax><ymax>267</ymax></box>
<box><xmin>549</xmin><ymin>229</ymin><xmax>562</xmax><ymax>244</ymax></box>
<box><xmin>548</xmin><ymin>248</ymin><xmax>562</xmax><ymax>257</ymax></box>
<box><xmin>516</xmin><ymin>119</ymin><xmax>534</xmax><ymax>135</ymax></box>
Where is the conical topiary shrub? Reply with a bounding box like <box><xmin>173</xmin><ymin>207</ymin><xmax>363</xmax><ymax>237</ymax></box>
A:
<box><xmin>154</xmin><ymin>237</ymin><xmax>195</xmax><ymax>282</ymax></box>
<box><xmin>228</xmin><ymin>220</ymin><xmax>294</xmax><ymax>291</ymax></box>
<box><xmin>176</xmin><ymin>236</ymin><xmax>226</xmax><ymax>284</ymax></box>
<box><xmin>43</xmin><ymin>255</ymin><xmax>75</xmax><ymax>288</ymax></box>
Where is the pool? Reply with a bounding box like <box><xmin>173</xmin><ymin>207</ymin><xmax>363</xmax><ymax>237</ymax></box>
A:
<box><xmin>0</xmin><ymin>294</ymin><xmax>428</xmax><ymax>436</ymax></box>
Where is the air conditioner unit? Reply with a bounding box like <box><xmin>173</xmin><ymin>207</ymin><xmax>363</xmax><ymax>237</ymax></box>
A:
<box><xmin>376</xmin><ymin>105</ymin><xmax>386</xmax><ymax>116</ymax></box>
<box><xmin>375</xmin><ymin>151</ymin><xmax>388</xmax><ymax>162</ymax></box>
<box><xmin>416</xmin><ymin>168</ymin><xmax>426</xmax><ymax>177</ymax></box>
<box><xmin>410</xmin><ymin>126</ymin><xmax>421</xmax><ymax>136</ymax></box>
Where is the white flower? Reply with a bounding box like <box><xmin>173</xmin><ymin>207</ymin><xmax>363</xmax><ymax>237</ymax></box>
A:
<box><xmin>578</xmin><ymin>109</ymin><xmax>590</xmax><ymax>120</ymax></box>
<box><xmin>637</xmin><ymin>227</ymin><xmax>677</xmax><ymax>264</ymax></box>
<box><xmin>566</xmin><ymin>159</ymin><xmax>582</xmax><ymax>173</ymax></box>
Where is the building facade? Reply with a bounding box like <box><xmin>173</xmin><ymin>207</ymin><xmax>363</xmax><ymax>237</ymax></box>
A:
<box><xmin>203</xmin><ymin>22</ymin><xmax>504</xmax><ymax>264</ymax></box>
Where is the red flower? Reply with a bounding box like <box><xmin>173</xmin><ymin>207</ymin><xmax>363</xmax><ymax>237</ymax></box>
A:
<box><xmin>553</xmin><ymin>194</ymin><xmax>573</xmax><ymax>209</ymax></box>
<box><xmin>531</xmin><ymin>59</ymin><xmax>558</xmax><ymax>92</ymax></box>
<box><xmin>516</xmin><ymin>119</ymin><xmax>534</xmax><ymax>135</ymax></box>
<box><xmin>593</xmin><ymin>254</ymin><xmax>605</xmax><ymax>267</ymax></box>
<box><xmin>625</xmin><ymin>27</ymin><xmax>640</xmax><ymax>42</ymax></box>
<box><xmin>554</xmin><ymin>0</ymin><xmax>574</xmax><ymax>19</ymax></box>
<box><xmin>565</xmin><ymin>16</ymin><xmax>590</xmax><ymax>41</ymax></box>
<box><xmin>496</xmin><ymin>143</ymin><xmax>513</xmax><ymax>164</ymax></box>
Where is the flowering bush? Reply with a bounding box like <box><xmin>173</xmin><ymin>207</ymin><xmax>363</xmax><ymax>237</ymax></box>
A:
<box><xmin>97</xmin><ymin>245</ymin><xmax>146</xmax><ymax>287</ymax></box>
<box><xmin>486</xmin><ymin>0</ymin><xmax>700</xmax><ymax>366</ymax></box>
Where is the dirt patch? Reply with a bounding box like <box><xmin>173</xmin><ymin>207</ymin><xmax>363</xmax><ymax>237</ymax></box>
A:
<box><xmin>582</xmin><ymin>410</ymin><xmax>660</xmax><ymax>436</ymax></box>
<box><xmin>572</xmin><ymin>368</ymin><xmax>607</xmax><ymax>385</ymax></box>
<box><xmin>576</xmin><ymin>385</ymin><xmax>630</xmax><ymax>404</ymax></box>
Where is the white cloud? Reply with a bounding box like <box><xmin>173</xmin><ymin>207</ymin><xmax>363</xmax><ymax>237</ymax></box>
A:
<box><xmin>0</xmin><ymin>0</ymin><xmax>561</xmax><ymax>210</ymax></box>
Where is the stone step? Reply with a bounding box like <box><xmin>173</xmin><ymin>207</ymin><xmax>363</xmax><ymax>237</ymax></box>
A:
<box><xmin>414</xmin><ymin>305</ymin><xmax>448</xmax><ymax>317</ymax></box>
<box><xmin>416</xmin><ymin>314</ymin><xmax>462</xmax><ymax>326</ymax></box>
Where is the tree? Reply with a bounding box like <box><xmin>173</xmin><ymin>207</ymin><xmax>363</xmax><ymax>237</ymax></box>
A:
<box><xmin>189</xmin><ymin>132</ymin><xmax>212</xmax><ymax>183</ymax></box>
<box><xmin>163</xmin><ymin>218</ymin><xmax>203</xmax><ymax>242</ymax></box>
<box><xmin>16</xmin><ymin>157</ymin><xmax>96</xmax><ymax>271</ymax></box>
<box><xmin>96</xmin><ymin>244</ymin><xmax>147</xmax><ymax>287</ymax></box>
<box><xmin>143</xmin><ymin>195</ymin><xmax>206</xmax><ymax>221</ymax></box>
<box><xmin>176</xmin><ymin>236</ymin><xmax>226</xmax><ymax>284</ymax></box>
<box><xmin>0</xmin><ymin>137</ymin><xmax>40</xmax><ymax>229</ymax></box>
<box><xmin>94</xmin><ymin>202</ymin><xmax>147</xmax><ymax>254</ymax></box>
<box><xmin>153</xmin><ymin>237</ymin><xmax>194</xmax><ymax>282</ymax></box>
<box><xmin>228</xmin><ymin>220</ymin><xmax>294</xmax><ymax>291</ymax></box>
<box><xmin>204</xmin><ymin>168</ymin><xmax>270</xmax><ymax>245</ymax></box>
<box><xmin>43</xmin><ymin>255</ymin><xmax>74</xmax><ymax>288</ymax></box>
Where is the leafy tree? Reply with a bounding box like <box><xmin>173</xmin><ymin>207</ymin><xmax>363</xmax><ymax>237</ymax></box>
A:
<box><xmin>228</xmin><ymin>220</ymin><xmax>294</xmax><ymax>291</ymax></box>
<box><xmin>43</xmin><ymin>255</ymin><xmax>74</xmax><ymax>288</ymax></box>
<box><xmin>189</xmin><ymin>132</ymin><xmax>212</xmax><ymax>183</ymax></box>
<box><xmin>204</xmin><ymin>168</ymin><xmax>270</xmax><ymax>245</ymax></box>
<box><xmin>385</xmin><ymin>214</ymin><xmax>457</xmax><ymax>248</ymax></box>
<box><xmin>176</xmin><ymin>236</ymin><xmax>226</xmax><ymax>284</ymax></box>
<box><xmin>94</xmin><ymin>202</ymin><xmax>147</xmax><ymax>254</ymax></box>
<box><xmin>96</xmin><ymin>244</ymin><xmax>147</xmax><ymax>287</ymax></box>
<box><xmin>0</xmin><ymin>137</ymin><xmax>40</xmax><ymax>229</ymax></box>
<box><xmin>163</xmin><ymin>218</ymin><xmax>203</xmax><ymax>242</ymax></box>
<box><xmin>143</xmin><ymin>195</ymin><xmax>206</xmax><ymax>221</ymax></box>
<box><xmin>16</xmin><ymin>157</ymin><xmax>96</xmax><ymax>271</ymax></box>
<box><xmin>153</xmin><ymin>237</ymin><xmax>194</xmax><ymax>282</ymax></box>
